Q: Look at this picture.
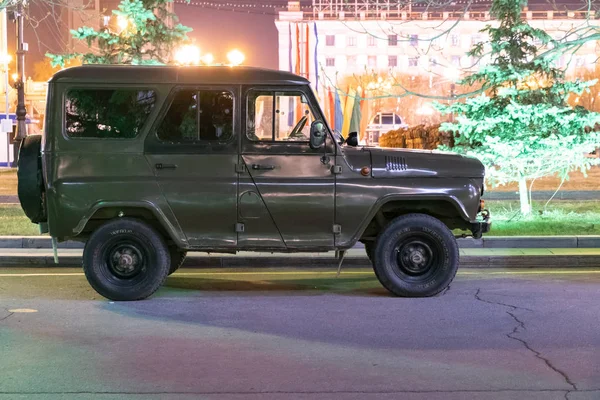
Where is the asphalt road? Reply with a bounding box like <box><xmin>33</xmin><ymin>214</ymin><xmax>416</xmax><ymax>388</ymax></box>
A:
<box><xmin>0</xmin><ymin>267</ymin><xmax>599</xmax><ymax>400</ymax></box>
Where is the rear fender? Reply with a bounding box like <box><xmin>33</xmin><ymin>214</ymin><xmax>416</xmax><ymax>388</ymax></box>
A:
<box><xmin>74</xmin><ymin>201</ymin><xmax>188</xmax><ymax>248</ymax></box>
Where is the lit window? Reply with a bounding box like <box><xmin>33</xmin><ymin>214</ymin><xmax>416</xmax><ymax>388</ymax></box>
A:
<box><xmin>347</xmin><ymin>36</ymin><xmax>357</xmax><ymax>47</ymax></box>
<box><xmin>409</xmin><ymin>34</ymin><xmax>418</xmax><ymax>47</ymax></box>
<box><xmin>367</xmin><ymin>36</ymin><xmax>376</xmax><ymax>46</ymax></box>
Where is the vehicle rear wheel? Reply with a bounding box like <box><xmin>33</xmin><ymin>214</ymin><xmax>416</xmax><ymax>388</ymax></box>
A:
<box><xmin>168</xmin><ymin>247</ymin><xmax>187</xmax><ymax>275</ymax></box>
<box><xmin>17</xmin><ymin>135</ymin><xmax>46</xmax><ymax>223</ymax></box>
<box><xmin>83</xmin><ymin>218</ymin><xmax>170</xmax><ymax>301</ymax></box>
<box><xmin>372</xmin><ymin>213</ymin><xmax>458</xmax><ymax>297</ymax></box>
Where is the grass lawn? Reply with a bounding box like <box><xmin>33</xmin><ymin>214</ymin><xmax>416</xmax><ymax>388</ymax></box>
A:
<box><xmin>0</xmin><ymin>205</ymin><xmax>40</xmax><ymax>236</ymax></box>
<box><xmin>1</xmin><ymin>200</ymin><xmax>600</xmax><ymax>237</ymax></box>
<box><xmin>0</xmin><ymin>169</ymin><xmax>17</xmax><ymax>196</ymax></box>
<box><xmin>481</xmin><ymin>200</ymin><xmax>600</xmax><ymax>236</ymax></box>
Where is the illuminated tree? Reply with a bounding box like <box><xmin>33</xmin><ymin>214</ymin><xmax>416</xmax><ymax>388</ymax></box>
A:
<box><xmin>48</xmin><ymin>0</ymin><xmax>191</xmax><ymax>66</ymax></box>
<box><xmin>437</xmin><ymin>0</ymin><xmax>600</xmax><ymax>215</ymax></box>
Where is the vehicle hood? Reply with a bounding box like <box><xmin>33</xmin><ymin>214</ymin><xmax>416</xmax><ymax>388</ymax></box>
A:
<box><xmin>343</xmin><ymin>147</ymin><xmax>485</xmax><ymax>179</ymax></box>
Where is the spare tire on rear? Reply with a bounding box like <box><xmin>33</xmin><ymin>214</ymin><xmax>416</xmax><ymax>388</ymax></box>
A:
<box><xmin>17</xmin><ymin>135</ymin><xmax>46</xmax><ymax>223</ymax></box>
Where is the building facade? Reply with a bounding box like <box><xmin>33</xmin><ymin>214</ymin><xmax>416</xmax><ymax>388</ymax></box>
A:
<box><xmin>276</xmin><ymin>1</ymin><xmax>599</xmax><ymax>99</ymax></box>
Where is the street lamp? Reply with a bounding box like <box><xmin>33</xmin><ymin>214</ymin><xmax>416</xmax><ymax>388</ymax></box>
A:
<box><xmin>0</xmin><ymin>53</ymin><xmax>11</xmax><ymax>166</ymax></box>
<box><xmin>226</xmin><ymin>49</ymin><xmax>245</xmax><ymax>66</ymax></box>
<box><xmin>201</xmin><ymin>53</ymin><xmax>214</xmax><ymax>65</ymax></box>
<box><xmin>174</xmin><ymin>45</ymin><xmax>201</xmax><ymax>65</ymax></box>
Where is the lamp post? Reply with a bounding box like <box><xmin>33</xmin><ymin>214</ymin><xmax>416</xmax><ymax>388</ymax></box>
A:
<box><xmin>11</xmin><ymin>0</ymin><xmax>27</xmax><ymax>143</ymax></box>
<box><xmin>0</xmin><ymin>53</ymin><xmax>10</xmax><ymax>166</ymax></box>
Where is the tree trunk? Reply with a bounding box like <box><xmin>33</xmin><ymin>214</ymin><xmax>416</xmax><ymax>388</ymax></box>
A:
<box><xmin>518</xmin><ymin>177</ymin><xmax>531</xmax><ymax>215</ymax></box>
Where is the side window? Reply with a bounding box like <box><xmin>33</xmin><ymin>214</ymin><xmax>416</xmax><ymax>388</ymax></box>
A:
<box><xmin>65</xmin><ymin>89</ymin><xmax>156</xmax><ymax>138</ymax></box>
<box><xmin>157</xmin><ymin>90</ymin><xmax>197</xmax><ymax>141</ymax></box>
<box><xmin>247</xmin><ymin>91</ymin><xmax>315</xmax><ymax>142</ymax></box>
<box><xmin>157</xmin><ymin>89</ymin><xmax>233</xmax><ymax>142</ymax></box>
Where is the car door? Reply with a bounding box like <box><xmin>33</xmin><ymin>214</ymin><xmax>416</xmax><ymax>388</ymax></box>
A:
<box><xmin>239</xmin><ymin>86</ymin><xmax>336</xmax><ymax>250</ymax></box>
<box><xmin>145</xmin><ymin>86</ymin><xmax>238</xmax><ymax>249</ymax></box>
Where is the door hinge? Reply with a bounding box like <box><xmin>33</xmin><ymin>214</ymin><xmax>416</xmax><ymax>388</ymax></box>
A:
<box><xmin>331</xmin><ymin>165</ymin><xmax>342</xmax><ymax>174</ymax></box>
<box><xmin>235</xmin><ymin>223</ymin><xmax>245</xmax><ymax>233</ymax></box>
<box><xmin>333</xmin><ymin>224</ymin><xmax>342</xmax><ymax>234</ymax></box>
<box><xmin>235</xmin><ymin>163</ymin><xmax>246</xmax><ymax>173</ymax></box>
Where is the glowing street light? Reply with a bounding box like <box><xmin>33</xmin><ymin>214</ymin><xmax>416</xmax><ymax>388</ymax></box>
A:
<box><xmin>202</xmin><ymin>53</ymin><xmax>214</xmax><ymax>65</ymax></box>
<box><xmin>0</xmin><ymin>54</ymin><xmax>11</xmax><ymax>67</ymax></box>
<box><xmin>174</xmin><ymin>45</ymin><xmax>201</xmax><ymax>65</ymax></box>
<box><xmin>227</xmin><ymin>49</ymin><xmax>245</xmax><ymax>66</ymax></box>
<box><xmin>117</xmin><ymin>15</ymin><xmax>129</xmax><ymax>32</ymax></box>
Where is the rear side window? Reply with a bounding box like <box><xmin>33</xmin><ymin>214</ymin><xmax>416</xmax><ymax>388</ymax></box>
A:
<box><xmin>157</xmin><ymin>89</ymin><xmax>234</xmax><ymax>142</ymax></box>
<box><xmin>65</xmin><ymin>89</ymin><xmax>156</xmax><ymax>138</ymax></box>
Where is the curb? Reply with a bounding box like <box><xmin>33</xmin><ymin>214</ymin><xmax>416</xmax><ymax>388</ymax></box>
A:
<box><xmin>2</xmin><ymin>235</ymin><xmax>600</xmax><ymax>249</ymax></box>
<box><xmin>2</xmin><ymin>251</ymin><xmax>600</xmax><ymax>269</ymax></box>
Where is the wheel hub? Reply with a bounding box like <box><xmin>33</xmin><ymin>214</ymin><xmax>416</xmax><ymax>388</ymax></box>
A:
<box><xmin>397</xmin><ymin>241</ymin><xmax>433</xmax><ymax>275</ymax></box>
<box><xmin>108</xmin><ymin>245</ymin><xmax>143</xmax><ymax>278</ymax></box>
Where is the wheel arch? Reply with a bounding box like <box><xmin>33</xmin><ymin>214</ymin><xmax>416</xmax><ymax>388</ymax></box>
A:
<box><xmin>348</xmin><ymin>194</ymin><xmax>471</xmax><ymax>246</ymax></box>
<box><xmin>74</xmin><ymin>201</ymin><xmax>188</xmax><ymax>248</ymax></box>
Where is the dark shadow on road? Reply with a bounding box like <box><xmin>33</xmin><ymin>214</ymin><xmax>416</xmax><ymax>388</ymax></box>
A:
<box><xmin>162</xmin><ymin>276</ymin><xmax>388</xmax><ymax>297</ymax></box>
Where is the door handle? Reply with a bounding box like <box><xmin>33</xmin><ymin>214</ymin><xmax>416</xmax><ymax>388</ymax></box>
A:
<box><xmin>251</xmin><ymin>164</ymin><xmax>276</xmax><ymax>170</ymax></box>
<box><xmin>155</xmin><ymin>163</ymin><xmax>177</xmax><ymax>170</ymax></box>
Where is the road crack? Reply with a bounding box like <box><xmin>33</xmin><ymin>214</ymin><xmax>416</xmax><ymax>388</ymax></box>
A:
<box><xmin>474</xmin><ymin>289</ymin><xmax>577</xmax><ymax>392</ymax></box>
<box><xmin>0</xmin><ymin>309</ymin><xmax>14</xmax><ymax>323</ymax></box>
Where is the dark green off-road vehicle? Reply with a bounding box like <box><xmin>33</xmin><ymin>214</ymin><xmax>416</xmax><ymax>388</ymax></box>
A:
<box><xmin>18</xmin><ymin>65</ymin><xmax>490</xmax><ymax>301</ymax></box>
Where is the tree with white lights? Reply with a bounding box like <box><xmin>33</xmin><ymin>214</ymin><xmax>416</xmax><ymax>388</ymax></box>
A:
<box><xmin>48</xmin><ymin>0</ymin><xmax>191</xmax><ymax>66</ymax></box>
<box><xmin>437</xmin><ymin>0</ymin><xmax>600</xmax><ymax>215</ymax></box>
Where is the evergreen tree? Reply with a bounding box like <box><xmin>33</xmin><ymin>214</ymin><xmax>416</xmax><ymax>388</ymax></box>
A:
<box><xmin>48</xmin><ymin>0</ymin><xmax>191</xmax><ymax>66</ymax></box>
<box><xmin>438</xmin><ymin>0</ymin><xmax>600</xmax><ymax>215</ymax></box>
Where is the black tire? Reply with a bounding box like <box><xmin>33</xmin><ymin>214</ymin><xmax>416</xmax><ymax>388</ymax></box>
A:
<box><xmin>17</xmin><ymin>135</ymin><xmax>46</xmax><ymax>223</ymax></box>
<box><xmin>372</xmin><ymin>213</ymin><xmax>459</xmax><ymax>297</ymax></box>
<box><xmin>168</xmin><ymin>247</ymin><xmax>187</xmax><ymax>275</ymax></box>
<box><xmin>83</xmin><ymin>218</ymin><xmax>171</xmax><ymax>301</ymax></box>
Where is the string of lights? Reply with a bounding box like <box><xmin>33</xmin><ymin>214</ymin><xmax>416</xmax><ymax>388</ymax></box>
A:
<box><xmin>173</xmin><ymin>1</ymin><xmax>312</xmax><ymax>10</ymax></box>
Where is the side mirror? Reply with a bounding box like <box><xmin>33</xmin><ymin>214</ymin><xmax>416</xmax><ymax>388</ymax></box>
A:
<box><xmin>346</xmin><ymin>131</ymin><xmax>358</xmax><ymax>147</ymax></box>
<box><xmin>309</xmin><ymin>121</ymin><xmax>326</xmax><ymax>149</ymax></box>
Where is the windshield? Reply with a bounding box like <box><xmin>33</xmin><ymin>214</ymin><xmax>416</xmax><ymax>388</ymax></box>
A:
<box><xmin>332</xmin><ymin>129</ymin><xmax>345</xmax><ymax>146</ymax></box>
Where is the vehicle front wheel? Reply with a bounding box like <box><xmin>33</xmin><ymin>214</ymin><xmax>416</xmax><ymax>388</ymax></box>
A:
<box><xmin>83</xmin><ymin>218</ymin><xmax>171</xmax><ymax>301</ymax></box>
<box><xmin>372</xmin><ymin>214</ymin><xmax>458</xmax><ymax>297</ymax></box>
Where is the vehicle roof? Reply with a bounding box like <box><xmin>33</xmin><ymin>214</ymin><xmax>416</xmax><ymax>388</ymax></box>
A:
<box><xmin>49</xmin><ymin>65</ymin><xmax>310</xmax><ymax>85</ymax></box>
